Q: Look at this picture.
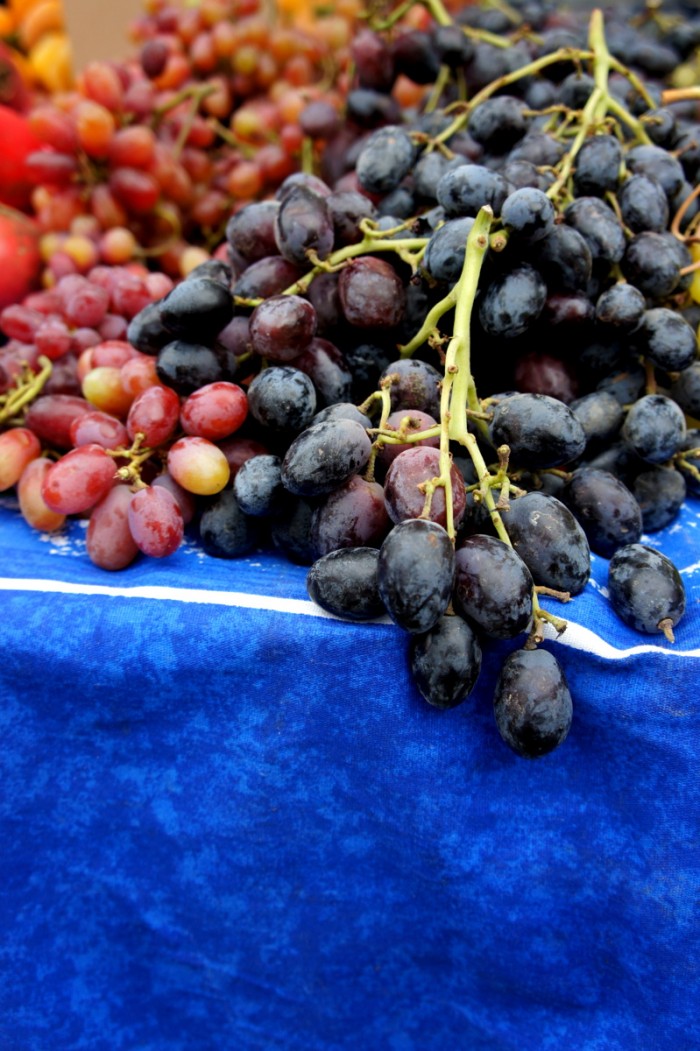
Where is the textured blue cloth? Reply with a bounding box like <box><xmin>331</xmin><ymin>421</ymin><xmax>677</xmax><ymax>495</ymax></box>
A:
<box><xmin>0</xmin><ymin>492</ymin><xmax>698</xmax><ymax>1051</ymax></box>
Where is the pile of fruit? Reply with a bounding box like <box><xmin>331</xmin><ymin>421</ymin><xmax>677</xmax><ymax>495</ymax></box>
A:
<box><xmin>1</xmin><ymin>0</ymin><xmax>699</xmax><ymax>759</ymax></box>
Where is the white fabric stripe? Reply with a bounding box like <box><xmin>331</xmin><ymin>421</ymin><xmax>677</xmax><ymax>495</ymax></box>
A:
<box><xmin>0</xmin><ymin>575</ymin><xmax>699</xmax><ymax>660</ymax></box>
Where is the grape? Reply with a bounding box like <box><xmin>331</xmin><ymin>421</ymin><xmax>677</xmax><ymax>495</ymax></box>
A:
<box><xmin>503</xmin><ymin>492</ymin><xmax>591</xmax><ymax>595</ymax></box>
<box><xmin>384</xmin><ymin>446</ymin><xmax>466</xmax><ymax>529</ymax></box>
<box><xmin>608</xmin><ymin>544</ymin><xmax>686</xmax><ymax>639</ymax></box>
<box><xmin>0</xmin><ymin>428</ymin><xmax>41</xmax><ymax>491</ymax></box>
<box><xmin>622</xmin><ymin>395</ymin><xmax>686</xmax><ymax>464</ymax></box>
<box><xmin>160</xmin><ymin>277</ymin><xmax>234</xmax><ymax>344</ymax></box>
<box><xmin>500</xmin><ymin>187</ymin><xmax>555</xmax><ymax>243</ymax></box>
<box><xmin>167</xmin><ymin>436</ymin><xmax>230</xmax><ymax>496</ymax></box>
<box><xmin>564</xmin><ymin>197</ymin><xmax>626</xmax><ymax>264</ymax></box>
<box><xmin>41</xmin><ymin>443</ymin><xmax>116</xmax><ymax>515</ymax></box>
<box><xmin>632</xmin><ymin>467</ymin><xmax>686</xmax><ymax>532</ymax></box>
<box><xmin>70</xmin><ymin>410</ymin><xmax>129</xmax><ymax>451</ymax></box>
<box><xmin>355</xmin><ymin>126</ymin><xmax>417</xmax><ymax>195</ymax></box>
<box><xmin>562</xmin><ymin>468</ymin><xmax>643</xmax><ymax>559</ymax></box>
<box><xmin>249</xmin><ymin>295</ymin><xmax>317</xmax><ymax>363</ymax></box>
<box><xmin>437</xmin><ymin>164</ymin><xmax>510</xmax><ymax>219</ymax></box>
<box><xmin>595</xmin><ymin>284</ymin><xmax>646</xmax><ymax>330</ymax></box>
<box><xmin>274</xmin><ymin>186</ymin><xmax>334</xmax><ymax>267</ymax></box>
<box><xmin>311</xmin><ymin>403</ymin><xmax>372</xmax><ymax>430</ymax></box>
<box><xmin>489</xmin><ymin>394</ymin><xmax>586</xmax><ymax>470</ymax></box>
<box><xmin>533</xmin><ymin>224</ymin><xmax>592</xmax><ymax>292</ymax></box>
<box><xmin>156</xmin><ymin>341</ymin><xmax>223</xmax><ymax>395</ymax></box>
<box><xmin>87</xmin><ymin>484</ymin><xmax>140</xmax><ymax>570</ymax></box>
<box><xmin>454</xmin><ymin>535</ymin><xmax>534</xmax><ymax>639</ymax></box>
<box><xmin>128</xmin><ymin>485</ymin><xmax>184</xmax><ymax>559</ymax></box>
<box><xmin>247</xmin><ymin>366</ymin><xmax>317</xmax><ymax>434</ymax></box>
<box><xmin>494</xmin><ymin>649</ymin><xmax>573</xmax><ymax>759</ymax></box>
<box><xmin>379</xmin><ymin>359</ymin><xmax>442</xmax><ymax>418</ymax></box>
<box><xmin>622</xmin><ymin>232</ymin><xmax>687</xmax><ymax>299</ymax></box>
<box><xmin>180</xmin><ymin>382</ymin><xmax>247</xmax><ymax>441</ymax></box>
<box><xmin>25</xmin><ymin>394</ymin><xmax>91</xmax><ymax>449</ymax></box>
<box><xmin>469</xmin><ymin>96</ymin><xmax>529</xmax><ymax>154</ymax></box>
<box><xmin>626</xmin><ymin>144</ymin><xmax>685</xmax><ymax>199</ymax></box>
<box><xmin>376</xmin><ymin>410</ymin><xmax>440</xmax><ymax>473</ymax></box>
<box><xmin>307</xmin><ymin>548</ymin><xmax>385</xmax><ymax>622</ymax></box>
<box><xmin>233</xmin><ymin>455</ymin><xmax>285</xmax><ymax>517</ymax></box>
<box><xmin>571</xmin><ymin>134</ymin><xmax>622</xmax><ymax>196</ymax></box>
<box><xmin>392</xmin><ymin>30</ymin><xmax>441</xmax><ymax>85</ymax></box>
<box><xmin>378</xmin><ymin>518</ymin><xmax>454</xmax><ymax>634</ymax></box>
<box><xmin>226</xmin><ymin>202</ymin><xmax>280</xmax><ymax>264</ymax></box>
<box><xmin>232</xmin><ymin>257</ymin><xmax>301</xmax><ymax>301</ymax></box>
<box><xmin>126</xmin><ymin>385</ymin><xmax>181</xmax><ymax>446</ymax></box>
<box><xmin>270</xmin><ymin>496</ymin><xmax>317</xmax><ymax>565</ymax></box>
<box><xmin>409</xmin><ymin>614</ymin><xmax>482</xmax><ymax>710</ymax></box>
<box><xmin>670</xmin><ymin>363</ymin><xmax>700</xmax><ymax>418</ymax></box>
<box><xmin>630</xmin><ymin>309</ymin><xmax>698</xmax><ymax>373</ymax></box>
<box><xmin>617</xmin><ymin>174</ymin><xmax>669</xmax><ymax>234</ymax></box>
<box><xmin>478</xmin><ymin>266</ymin><xmax>547</xmax><ymax>340</ymax></box>
<box><xmin>152</xmin><ymin>473</ymin><xmax>196</xmax><ymax>526</ymax></box>
<box><xmin>570</xmin><ymin>391</ymin><xmax>624</xmax><ymax>450</ymax></box>
<box><xmin>281</xmin><ymin>418</ymin><xmax>372</xmax><ymax>497</ymax></box>
<box><xmin>327</xmin><ymin>190</ymin><xmax>377</xmax><ymax>247</ymax></box>
<box><xmin>423</xmin><ymin>218</ymin><xmax>475</xmax><ymax>283</ymax></box>
<box><xmin>17</xmin><ymin>458</ymin><xmax>66</xmax><ymax>533</ymax></box>
<box><xmin>126</xmin><ymin>302</ymin><xmax>172</xmax><ymax>356</ymax></box>
<box><xmin>311</xmin><ymin>475</ymin><xmax>390</xmax><ymax>557</ymax></box>
<box><xmin>338</xmin><ymin>257</ymin><xmax>406</xmax><ymax>329</ymax></box>
<box><xmin>198</xmin><ymin>489</ymin><xmax>257</xmax><ymax>559</ymax></box>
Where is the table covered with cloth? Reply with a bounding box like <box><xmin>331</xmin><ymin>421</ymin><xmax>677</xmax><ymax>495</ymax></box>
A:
<box><xmin>0</xmin><ymin>490</ymin><xmax>698</xmax><ymax>1051</ymax></box>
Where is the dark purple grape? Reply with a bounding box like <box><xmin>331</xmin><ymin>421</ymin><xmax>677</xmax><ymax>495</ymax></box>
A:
<box><xmin>247</xmin><ymin>366</ymin><xmax>317</xmax><ymax>434</ymax></box>
<box><xmin>391</xmin><ymin>30</ymin><xmax>441</xmax><ymax>85</ymax></box>
<box><xmin>572</xmin><ymin>134</ymin><xmax>622</xmax><ymax>197</ymax></box>
<box><xmin>533</xmin><ymin>225</ymin><xmax>592</xmax><ymax>292</ymax></box>
<box><xmin>300</xmin><ymin>100</ymin><xmax>341</xmax><ymax>140</ymax></box>
<box><xmin>564</xmin><ymin>197</ymin><xmax>626</xmax><ymax>264</ymax></box>
<box><xmin>376</xmin><ymin>409</ymin><xmax>440</xmax><ymax>473</ymax></box>
<box><xmin>513</xmin><ymin>351</ymin><xmax>580</xmax><ymax>405</ymax></box>
<box><xmin>626</xmin><ymin>144</ymin><xmax>685</xmax><ymax>199</ymax></box>
<box><xmin>184</xmin><ymin>258</ymin><xmax>232</xmax><ymax>288</ymax></box>
<box><xmin>311</xmin><ymin>402</ymin><xmax>372</xmax><ymax>429</ymax></box>
<box><xmin>436</xmin><ymin>164</ymin><xmax>511</xmax><ymax>218</ymax></box>
<box><xmin>248</xmin><ymin>295</ymin><xmax>316</xmax><ymax>363</ymax></box>
<box><xmin>500</xmin><ymin>187</ymin><xmax>555</xmax><ymax>243</ymax></box>
<box><xmin>454</xmin><ymin>534</ymin><xmax>534</xmax><ymax>639</ymax></box>
<box><xmin>622</xmin><ymin>232</ymin><xmax>689</xmax><ymax>299</ymax></box>
<box><xmin>378</xmin><ymin>518</ymin><xmax>454</xmax><ymax>633</ymax></box>
<box><xmin>618</xmin><ymin>174</ymin><xmax>669</xmax><ymax>233</ymax></box>
<box><xmin>127</xmin><ymin>300</ymin><xmax>171</xmax><ymax>355</ymax></box>
<box><xmin>632</xmin><ymin>467</ymin><xmax>686</xmax><ymax>532</ymax></box>
<box><xmin>502</xmin><ymin>492</ymin><xmax>591</xmax><ymax>595</ymax></box>
<box><xmin>289</xmin><ymin>337</ymin><xmax>352</xmax><ymax>407</ymax></box>
<box><xmin>467</xmin><ymin>96</ymin><xmax>529</xmax><ymax>154</ymax></box>
<box><xmin>355</xmin><ymin>126</ymin><xmax>418</xmax><ymax>195</ymax></box>
<box><xmin>489</xmin><ymin>393</ymin><xmax>586</xmax><ymax>469</ymax></box>
<box><xmin>595</xmin><ymin>283</ymin><xmax>646</xmax><ymax>331</ymax></box>
<box><xmin>274</xmin><ymin>186</ymin><xmax>334</xmax><ymax>267</ymax></box>
<box><xmin>670</xmin><ymin>362</ymin><xmax>700</xmax><ymax>418</ymax></box>
<box><xmin>562</xmin><ymin>468</ymin><xmax>643</xmax><ymax>559</ymax></box>
<box><xmin>276</xmin><ymin>172</ymin><xmax>332</xmax><ymax>202</ymax></box>
<box><xmin>233</xmin><ymin>454</ymin><xmax>284</xmax><ymax>517</ymax></box>
<box><xmin>570</xmin><ymin>390</ymin><xmax>624</xmax><ymax>449</ymax></box>
<box><xmin>509</xmin><ymin>131</ymin><xmax>566</xmax><ymax>168</ymax></box>
<box><xmin>559</xmin><ymin>71</ymin><xmax>595</xmax><ymax>108</ymax></box>
<box><xmin>270</xmin><ymin>496</ymin><xmax>316</xmax><ymax>564</ymax></box>
<box><xmin>306</xmin><ymin>272</ymin><xmax>342</xmax><ymax>333</ymax></box>
<box><xmin>307</xmin><ymin>547</ymin><xmax>385</xmax><ymax>621</ymax></box>
<box><xmin>232</xmin><ymin>256</ymin><xmax>301</xmax><ymax>302</ymax></box>
<box><xmin>226</xmin><ymin>201</ymin><xmax>280</xmax><ymax>263</ymax></box>
<box><xmin>479</xmin><ymin>265</ymin><xmax>547</xmax><ymax>340</ymax></box>
<box><xmin>630</xmin><ymin>308</ymin><xmax>698</xmax><ymax>373</ymax></box>
<box><xmin>160</xmin><ymin>278</ymin><xmax>233</xmax><ymax>344</ymax></box>
<box><xmin>608</xmin><ymin>544</ymin><xmax>686</xmax><ymax>638</ymax></box>
<box><xmin>281</xmin><ymin>418</ymin><xmax>372</xmax><ymax>496</ymax></box>
<box><xmin>432</xmin><ymin>24</ymin><xmax>475</xmax><ymax>69</ymax></box>
<box><xmin>383</xmin><ymin>446</ymin><xmax>466</xmax><ymax>528</ymax></box>
<box><xmin>379</xmin><ymin>359</ymin><xmax>442</xmax><ymax>418</ymax></box>
<box><xmin>345</xmin><ymin>89</ymin><xmax>401</xmax><ymax>129</ymax></box>
<box><xmin>311</xmin><ymin>475</ymin><xmax>389</xmax><ymax>556</ymax></box>
<box><xmin>351</xmin><ymin>28</ymin><xmax>395</xmax><ymax>91</ymax></box>
<box><xmin>198</xmin><ymin>489</ymin><xmax>258</xmax><ymax>558</ymax></box>
<box><xmin>494</xmin><ymin>648</ymin><xmax>573</xmax><ymax>759</ymax></box>
<box><xmin>409</xmin><ymin>614</ymin><xmax>482</xmax><ymax>709</ymax></box>
<box><xmin>423</xmin><ymin>218</ymin><xmax>475</xmax><ymax>283</ymax></box>
<box><xmin>622</xmin><ymin>394</ymin><xmax>686</xmax><ymax>464</ymax></box>
<box><xmin>338</xmin><ymin>257</ymin><xmax>406</xmax><ymax>329</ymax></box>
<box><xmin>327</xmin><ymin>190</ymin><xmax>377</xmax><ymax>247</ymax></box>
<box><xmin>156</xmin><ymin>341</ymin><xmax>223</xmax><ymax>395</ymax></box>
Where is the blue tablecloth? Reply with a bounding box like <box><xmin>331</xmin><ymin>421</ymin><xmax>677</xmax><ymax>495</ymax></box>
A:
<box><xmin>1</xmin><ymin>491</ymin><xmax>698</xmax><ymax>1050</ymax></box>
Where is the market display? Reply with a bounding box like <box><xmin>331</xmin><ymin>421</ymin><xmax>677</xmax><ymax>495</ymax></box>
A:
<box><xmin>1</xmin><ymin>0</ymin><xmax>699</xmax><ymax>760</ymax></box>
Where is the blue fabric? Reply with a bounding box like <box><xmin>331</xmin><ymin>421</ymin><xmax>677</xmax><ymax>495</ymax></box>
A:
<box><xmin>0</xmin><ymin>492</ymin><xmax>698</xmax><ymax>1051</ymax></box>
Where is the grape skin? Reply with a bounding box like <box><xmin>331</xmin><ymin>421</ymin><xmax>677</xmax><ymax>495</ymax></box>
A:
<box><xmin>409</xmin><ymin>614</ymin><xmax>482</xmax><ymax>709</ymax></box>
<box><xmin>608</xmin><ymin>544</ymin><xmax>686</xmax><ymax>637</ymax></box>
<box><xmin>307</xmin><ymin>548</ymin><xmax>385</xmax><ymax>622</ymax></box>
<box><xmin>494</xmin><ymin>649</ymin><xmax>573</xmax><ymax>759</ymax></box>
<box><xmin>378</xmin><ymin>518</ymin><xmax>455</xmax><ymax>634</ymax></box>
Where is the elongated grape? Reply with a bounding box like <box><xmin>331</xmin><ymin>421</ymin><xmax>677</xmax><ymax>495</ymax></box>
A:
<box><xmin>128</xmin><ymin>485</ymin><xmax>184</xmax><ymax>558</ymax></box>
<box><xmin>454</xmin><ymin>535</ymin><xmax>533</xmax><ymax>639</ymax></box>
<box><xmin>281</xmin><ymin>419</ymin><xmax>372</xmax><ymax>497</ymax></box>
<box><xmin>503</xmin><ymin>492</ymin><xmax>590</xmax><ymax>595</ymax></box>
<box><xmin>494</xmin><ymin>648</ymin><xmax>573</xmax><ymax>759</ymax></box>
<box><xmin>17</xmin><ymin>458</ymin><xmax>66</xmax><ymax>532</ymax></box>
<box><xmin>41</xmin><ymin>443</ymin><xmax>116</xmax><ymax>515</ymax></box>
<box><xmin>378</xmin><ymin>518</ymin><xmax>454</xmax><ymax>634</ymax></box>
<box><xmin>607</xmin><ymin>544</ymin><xmax>686</xmax><ymax>640</ymax></box>
<box><xmin>307</xmin><ymin>548</ymin><xmax>385</xmax><ymax>621</ymax></box>
<box><xmin>409</xmin><ymin>614</ymin><xmax>482</xmax><ymax>709</ymax></box>
<box><xmin>87</xmin><ymin>484</ymin><xmax>140</xmax><ymax>570</ymax></box>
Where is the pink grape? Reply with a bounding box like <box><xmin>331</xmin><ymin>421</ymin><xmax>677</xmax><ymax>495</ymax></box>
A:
<box><xmin>126</xmin><ymin>385</ymin><xmax>181</xmax><ymax>446</ymax></box>
<box><xmin>24</xmin><ymin>394</ymin><xmax>91</xmax><ymax>448</ymax></box>
<box><xmin>152</xmin><ymin>472</ymin><xmax>196</xmax><ymax>525</ymax></box>
<box><xmin>383</xmin><ymin>446</ymin><xmax>466</xmax><ymax>528</ymax></box>
<box><xmin>69</xmin><ymin>410</ymin><xmax>129</xmax><ymax>451</ymax></box>
<box><xmin>87</xmin><ymin>485</ymin><xmax>140</xmax><ymax>570</ymax></box>
<box><xmin>41</xmin><ymin>443</ymin><xmax>116</xmax><ymax>514</ymax></box>
<box><xmin>180</xmin><ymin>382</ymin><xmax>248</xmax><ymax>440</ymax></box>
<box><xmin>128</xmin><ymin>485</ymin><xmax>184</xmax><ymax>557</ymax></box>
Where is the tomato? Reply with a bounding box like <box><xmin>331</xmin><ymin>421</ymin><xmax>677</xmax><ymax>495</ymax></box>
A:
<box><xmin>0</xmin><ymin>104</ymin><xmax>44</xmax><ymax>210</ymax></box>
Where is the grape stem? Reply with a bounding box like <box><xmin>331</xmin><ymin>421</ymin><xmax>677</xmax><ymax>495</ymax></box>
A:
<box><xmin>0</xmin><ymin>356</ymin><xmax>53</xmax><ymax>425</ymax></box>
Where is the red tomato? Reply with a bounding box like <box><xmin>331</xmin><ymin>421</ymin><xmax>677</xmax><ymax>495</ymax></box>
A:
<box><xmin>0</xmin><ymin>104</ymin><xmax>44</xmax><ymax>210</ymax></box>
<box><xmin>0</xmin><ymin>204</ymin><xmax>42</xmax><ymax>310</ymax></box>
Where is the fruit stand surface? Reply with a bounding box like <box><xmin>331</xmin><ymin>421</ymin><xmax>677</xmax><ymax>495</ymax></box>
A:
<box><xmin>0</xmin><ymin>494</ymin><xmax>698</xmax><ymax>1050</ymax></box>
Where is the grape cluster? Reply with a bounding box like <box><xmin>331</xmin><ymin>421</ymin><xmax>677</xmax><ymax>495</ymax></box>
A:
<box><xmin>2</xmin><ymin>0</ymin><xmax>700</xmax><ymax>759</ymax></box>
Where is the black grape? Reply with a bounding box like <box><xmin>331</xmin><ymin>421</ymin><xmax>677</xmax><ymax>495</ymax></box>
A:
<box><xmin>409</xmin><ymin>614</ymin><xmax>482</xmax><ymax>709</ymax></box>
<box><xmin>307</xmin><ymin>548</ymin><xmax>385</xmax><ymax>621</ymax></box>
<box><xmin>494</xmin><ymin>648</ymin><xmax>573</xmax><ymax>759</ymax></box>
<box><xmin>453</xmin><ymin>534</ymin><xmax>534</xmax><ymax>639</ymax></box>
<box><xmin>502</xmin><ymin>492</ymin><xmax>591</xmax><ymax>595</ymax></box>
<box><xmin>378</xmin><ymin>518</ymin><xmax>454</xmax><ymax>634</ymax></box>
<box><xmin>562</xmin><ymin>468</ymin><xmax>643</xmax><ymax>559</ymax></box>
<box><xmin>489</xmin><ymin>393</ymin><xmax>586</xmax><ymax>469</ymax></box>
<box><xmin>608</xmin><ymin>544</ymin><xmax>686</xmax><ymax>639</ymax></box>
<box><xmin>281</xmin><ymin>418</ymin><xmax>372</xmax><ymax>497</ymax></box>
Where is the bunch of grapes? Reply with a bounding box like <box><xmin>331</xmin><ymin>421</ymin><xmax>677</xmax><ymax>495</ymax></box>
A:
<box><xmin>21</xmin><ymin>0</ymin><xmax>361</xmax><ymax>281</ymax></box>
<box><xmin>2</xmin><ymin>0</ymin><xmax>700</xmax><ymax>759</ymax></box>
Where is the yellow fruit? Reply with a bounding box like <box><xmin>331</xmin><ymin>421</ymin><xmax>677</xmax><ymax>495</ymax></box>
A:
<box><xmin>28</xmin><ymin>30</ymin><xmax>73</xmax><ymax>91</ymax></box>
<box><xmin>19</xmin><ymin>0</ymin><xmax>65</xmax><ymax>51</ymax></box>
